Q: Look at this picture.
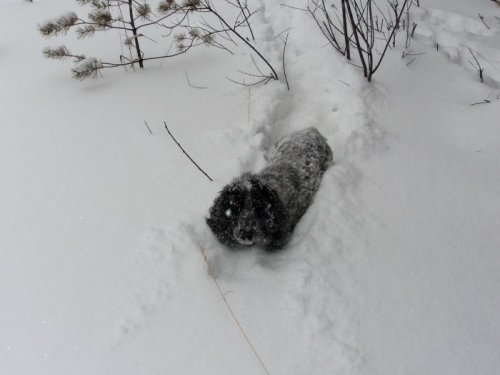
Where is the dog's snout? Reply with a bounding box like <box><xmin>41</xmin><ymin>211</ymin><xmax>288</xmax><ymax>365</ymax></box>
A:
<box><xmin>234</xmin><ymin>210</ymin><xmax>257</xmax><ymax>245</ymax></box>
<box><xmin>239</xmin><ymin>210</ymin><xmax>256</xmax><ymax>228</ymax></box>
<box><xmin>236</xmin><ymin>227</ymin><xmax>254</xmax><ymax>241</ymax></box>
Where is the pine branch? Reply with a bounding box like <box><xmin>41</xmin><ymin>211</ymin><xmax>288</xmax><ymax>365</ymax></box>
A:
<box><xmin>88</xmin><ymin>9</ymin><xmax>114</xmax><ymax>26</ymax></box>
<box><xmin>76</xmin><ymin>25</ymin><xmax>97</xmax><ymax>38</ymax></box>
<box><xmin>43</xmin><ymin>46</ymin><xmax>85</xmax><ymax>62</ymax></box>
<box><xmin>135</xmin><ymin>2</ymin><xmax>152</xmax><ymax>20</ymax></box>
<box><xmin>40</xmin><ymin>0</ymin><xmax>275</xmax><ymax>83</ymax></box>
<box><xmin>71</xmin><ymin>57</ymin><xmax>103</xmax><ymax>80</ymax></box>
<box><xmin>39</xmin><ymin>12</ymin><xmax>78</xmax><ymax>36</ymax></box>
<box><xmin>158</xmin><ymin>0</ymin><xmax>178</xmax><ymax>14</ymax></box>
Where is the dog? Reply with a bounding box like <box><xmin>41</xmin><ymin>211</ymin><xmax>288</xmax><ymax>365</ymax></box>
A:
<box><xmin>206</xmin><ymin>127</ymin><xmax>333</xmax><ymax>251</ymax></box>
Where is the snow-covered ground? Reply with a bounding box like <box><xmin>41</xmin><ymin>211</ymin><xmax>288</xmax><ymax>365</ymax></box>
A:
<box><xmin>1</xmin><ymin>1</ymin><xmax>499</xmax><ymax>374</ymax></box>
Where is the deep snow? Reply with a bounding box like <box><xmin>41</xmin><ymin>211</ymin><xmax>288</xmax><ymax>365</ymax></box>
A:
<box><xmin>1</xmin><ymin>1</ymin><xmax>499</xmax><ymax>375</ymax></box>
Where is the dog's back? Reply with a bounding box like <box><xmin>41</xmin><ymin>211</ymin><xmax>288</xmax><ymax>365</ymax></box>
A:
<box><xmin>261</xmin><ymin>127</ymin><xmax>333</xmax><ymax>225</ymax></box>
<box><xmin>267</xmin><ymin>127</ymin><xmax>332</xmax><ymax>165</ymax></box>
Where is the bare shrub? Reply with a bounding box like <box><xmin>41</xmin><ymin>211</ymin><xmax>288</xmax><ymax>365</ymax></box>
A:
<box><xmin>308</xmin><ymin>0</ymin><xmax>413</xmax><ymax>81</ymax></box>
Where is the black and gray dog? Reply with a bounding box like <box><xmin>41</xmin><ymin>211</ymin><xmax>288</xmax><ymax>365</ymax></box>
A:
<box><xmin>206</xmin><ymin>127</ymin><xmax>333</xmax><ymax>251</ymax></box>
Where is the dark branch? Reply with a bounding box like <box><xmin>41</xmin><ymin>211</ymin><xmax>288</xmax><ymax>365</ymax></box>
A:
<box><xmin>163</xmin><ymin>121</ymin><xmax>213</xmax><ymax>182</ymax></box>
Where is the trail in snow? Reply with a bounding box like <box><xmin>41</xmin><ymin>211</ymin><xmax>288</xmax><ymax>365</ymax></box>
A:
<box><xmin>147</xmin><ymin>2</ymin><xmax>389</xmax><ymax>374</ymax></box>
<box><xmin>124</xmin><ymin>2</ymin><xmax>380</xmax><ymax>374</ymax></box>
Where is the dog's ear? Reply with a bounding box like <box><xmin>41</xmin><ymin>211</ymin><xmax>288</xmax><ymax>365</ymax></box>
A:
<box><xmin>251</xmin><ymin>183</ymin><xmax>281</xmax><ymax>226</ymax></box>
<box><xmin>206</xmin><ymin>182</ymin><xmax>247</xmax><ymax>247</ymax></box>
<box><xmin>251</xmin><ymin>181</ymin><xmax>289</xmax><ymax>250</ymax></box>
<box><xmin>208</xmin><ymin>183</ymin><xmax>246</xmax><ymax>218</ymax></box>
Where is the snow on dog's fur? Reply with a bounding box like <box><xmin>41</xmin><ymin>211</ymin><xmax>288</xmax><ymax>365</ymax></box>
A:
<box><xmin>206</xmin><ymin>127</ymin><xmax>333</xmax><ymax>251</ymax></box>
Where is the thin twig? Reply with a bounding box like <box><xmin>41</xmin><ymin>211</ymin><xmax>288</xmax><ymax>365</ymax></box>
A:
<box><xmin>143</xmin><ymin>120</ymin><xmax>153</xmax><ymax>134</ymax></box>
<box><xmin>406</xmin><ymin>56</ymin><xmax>416</xmax><ymax>65</ymax></box>
<box><xmin>470</xmin><ymin>99</ymin><xmax>491</xmax><ymax>106</ymax></box>
<box><xmin>163</xmin><ymin>121</ymin><xmax>213</xmax><ymax>182</ymax></box>
<box><xmin>280</xmin><ymin>3</ymin><xmax>308</xmax><ymax>12</ymax></box>
<box><xmin>225</xmin><ymin>75</ymin><xmax>273</xmax><ymax>86</ymax></box>
<box><xmin>478</xmin><ymin>13</ymin><xmax>490</xmax><ymax>29</ymax></box>
<box><xmin>371</xmin><ymin>0</ymin><xmax>410</xmax><ymax>78</ymax></box>
<box><xmin>247</xmin><ymin>86</ymin><xmax>252</xmax><ymax>127</ymax></box>
<box><xmin>271</xmin><ymin>27</ymin><xmax>294</xmax><ymax>41</ymax></box>
<box><xmin>198</xmin><ymin>245</ymin><xmax>271</xmax><ymax>375</ymax></box>
<box><xmin>250</xmin><ymin>54</ymin><xmax>265</xmax><ymax>76</ymax></box>
<box><xmin>281</xmin><ymin>33</ymin><xmax>291</xmax><ymax>91</ymax></box>
<box><xmin>467</xmin><ymin>47</ymin><xmax>484</xmax><ymax>82</ymax></box>
<box><xmin>411</xmin><ymin>22</ymin><xmax>417</xmax><ymax>37</ymax></box>
<box><xmin>117</xmin><ymin>3</ymin><xmax>134</xmax><ymax>71</ymax></box>
<box><xmin>203</xmin><ymin>1</ymin><xmax>279</xmax><ymax>80</ymax></box>
<box><xmin>185</xmin><ymin>70</ymin><xmax>208</xmax><ymax>89</ymax></box>
<box><xmin>236</xmin><ymin>0</ymin><xmax>256</xmax><ymax>41</ymax></box>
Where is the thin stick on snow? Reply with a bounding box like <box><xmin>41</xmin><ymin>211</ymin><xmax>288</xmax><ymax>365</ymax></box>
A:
<box><xmin>163</xmin><ymin>122</ymin><xmax>213</xmax><ymax>182</ymax></box>
<box><xmin>143</xmin><ymin>121</ymin><xmax>153</xmax><ymax>134</ymax></box>
<box><xmin>279</xmin><ymin>3</ymin><xmax>308</xmax><ymax>12</ymax></box>
<box><xmin>470</xmin><ymin>99</ymin><xmax>491</xmax><ymax>106</ymax></box>
<box><xmin>185</xmin><ymin>70</ymin><xmax>207</xmax><ymax>89</ymax></box>
<box><xmin>467</xmin><ymin>47</ymin><xmax>484</xmax><ymax>83</ymax></box>
<box><xmin>406</xmin><ymin>57</ymin><xmax>416</xmax><ymax>65</ymax></box>
<box><xmin>478</xmin><ymin>14</ymin><xmax>490</xmax><ymax>29</ymax></box>
<box><xmin>198</xmin><ymin>245</ymin><xmax>271</xmax><ymax>375</ymax></box>
<box><xmin>281</xmin><ymin>33</ymin><xmax>291</xmax><ymax>91</ymax></box>
<box><xmin>247</xmin><ymin>86</ymin><xmax>252</xmax><ymax>127</ymax></box>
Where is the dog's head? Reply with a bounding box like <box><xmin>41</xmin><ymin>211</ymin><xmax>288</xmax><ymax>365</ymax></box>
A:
<box><xmin>206</xmin><ymin>174</ymin><xmax>288</xmax><ymax>250</ymax></box>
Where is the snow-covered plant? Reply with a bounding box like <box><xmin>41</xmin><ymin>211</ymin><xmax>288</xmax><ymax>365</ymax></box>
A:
<box><xmin>308</xmin><ymin>0</ymin><xmax>412</xmax><ymax>81</ymax></box>
<box><xmin>39</xmin><ymin>12</ymin><xmax>79</xmax><ymax>36</ymax></box>
<box><xmin>72</xmin><ymin>57</ymin><xmax>104</xmax><ymax>80</ymax></box>
<box><xmin>39</xmin><ymin>0</ymin><xmax>219</xmax><ymax>80</ymax></box>
<box><xmin>39</xmin><ymin>0</ymin><xmax>280</xmax><ymax>84</ymax></box>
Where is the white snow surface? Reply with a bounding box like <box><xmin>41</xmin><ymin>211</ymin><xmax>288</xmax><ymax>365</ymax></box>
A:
<box><xmin>1</xmin><ymin>1</ymin><xmax>499</xmax><ymax>374</ymax></box>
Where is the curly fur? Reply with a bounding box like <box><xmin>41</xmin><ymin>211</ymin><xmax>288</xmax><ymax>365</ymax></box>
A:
<box><xmin>206</xmin><ymin>127</ymin><xmax>333</xmax><ymax>251</ymax></box>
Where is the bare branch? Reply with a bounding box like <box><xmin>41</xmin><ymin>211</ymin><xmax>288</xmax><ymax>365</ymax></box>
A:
<box><xmin>281</xmin><ymin>33</ymin><xmax>291</xmax><ymax>91</ymax></box>
<box><xmin>185</xmin><ymin>69</ymin><xmax>208</xmax><ymax>89</ymax></box>
<box><xmin>164</xmin><ymin>121</ymin><xmax>213</xmax><ymax>182</ymax></box>
<box><xmin>467</xmin><ymin>47</ymin><xmax>484</xmax><ymax>82</ymax></box>
<box><xmin>478</xmin><ymin>13</ymin><xmax>490</xmax><ymax>29</ymax></box>
<box><xmin>470</xmin><ymin>99</ymin><xmax>491</xmax><ymax>106</ymax></box>
<box><xmin>143</xmin><ymin>121</ymin><xmax>153</xmax><ymax>134</ymax></box>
